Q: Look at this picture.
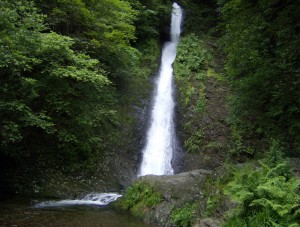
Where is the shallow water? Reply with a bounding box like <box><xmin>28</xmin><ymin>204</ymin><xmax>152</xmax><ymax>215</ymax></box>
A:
<box><xmin>0</xmin><ymin>197</ymin><xmax>156</xmax><ymax>227</ymax></box>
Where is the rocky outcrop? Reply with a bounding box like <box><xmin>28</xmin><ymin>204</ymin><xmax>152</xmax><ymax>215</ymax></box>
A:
<box><xmin>117</xmin><ymin>169</ymin><xmax>217</xmax><ymax>226</ymax></box>
<box><xmin>139</xmin><ymin>169</ymin><xmax>211</xmax><ymax>204</ymax></box>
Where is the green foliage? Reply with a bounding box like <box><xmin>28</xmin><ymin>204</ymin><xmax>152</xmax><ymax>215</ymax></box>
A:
<box><xmin>219</xmin><ymin>0</ymin><xmax>300</xmax><ymax>155</ymax></box>
<box><xmin>201</xmin><ymin>166</ymin><xmax>233</xmax><ymax>219</ymax></box>
<box><xmin>0</xmin><ymin>0</ymin><xmax>117</xmax><ymax>167</ymax></box>
<box><xmin>223</xmin><ymin>215</ymin><xmax>247</xmax><ymax>227</ymax></box>
<box><xmin>135</xmin><ymin>38</ymin><xmax>160</xmax><ymax>78</ymax></box>
<box><xmin>171</xmin><ymin>203</ymin><xmax>197</xmax><ymax>227</ymax></box>
<box><xmin>205</xmin><ymin>192</ymin><xmax>223</xmax><ymax>217</ymax></box>
<box><xmin>35</xmin><ymin>0</ymin><xmax>140</xmax><ymax>90</ymax></box>
<box><xmin>265</xmin><ymin>139</ymin><xmax>285</xmax><ymax>167</ymax></box>
<box><xmin>228</xmin><ymin>120</ymin><xmax>255</xmax><ymax>157</ymax></box>
<box><xmin>0</xmin><ymin>0</ymin><xmax>44</xmax><ymax>72</ymax></box>
<box><xmin>118</xmin><ymin>181</ymin><xmax>163</xmax><ymax>216</ymax></box>
<box><xmin>0</xmin><ymin>0</ymin><xmax>170</xmax><ymax>195</ymax></box>
<box><xmin>184</xmin><ymin>129</ymin><xmax>204</xmax><ymax>154</ymax></box>
<box><xmin>175</xmin><ymin>34</ymin><xmax>211</xmax><ymax>76</ymax></box>
<box><xmin>174</xmin><ymin>34</ymin><xmax>212</xmax><ymax>153</ymax></box>
<box><xmin>130</xmin><ymin>0</ymin><xmax>169</xmax><ymax>41</ymax></box>
<box><xmin>224</xmin><ymin>160</ymin><xmax>300</xmax><ymax>226</ymax></box>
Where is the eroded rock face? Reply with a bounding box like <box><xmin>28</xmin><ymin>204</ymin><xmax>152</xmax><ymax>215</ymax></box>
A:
<box><xmin>135</xmin><ymin>169</ymin><xmax>211</xmax><ymax>226</ymax></box>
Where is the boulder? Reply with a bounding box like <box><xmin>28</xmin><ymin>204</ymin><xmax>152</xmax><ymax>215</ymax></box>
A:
<box><xmin>139</xmin><ymin>169</ymin><xmax>211</xmax><ymax>203</ymax></box>
<box><xmin>131</xmin><ymin>169</ymin><xmax>211</xmax><ymax>226</ymax></box>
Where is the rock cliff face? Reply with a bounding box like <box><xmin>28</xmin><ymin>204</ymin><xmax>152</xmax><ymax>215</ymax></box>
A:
<box><xmin>183</xmin><ymin>75</ymin><xmax>230</xmax><ymax>171</ymax></box>
<box><xmin>174</xmin><ymin>36</ymin><xmax>230</xmax><ymax>173</ymax></box>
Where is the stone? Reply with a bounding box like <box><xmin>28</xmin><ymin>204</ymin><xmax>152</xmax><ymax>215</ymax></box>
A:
<box><xmin>133</xmin><ymin>169</ymin><xmax>212</xmax><ymax>226</ymax></box>
<box><xmin>193</xmin><ymin>218</ymin><xmax>222</xmax><ymax>227</ymax></box>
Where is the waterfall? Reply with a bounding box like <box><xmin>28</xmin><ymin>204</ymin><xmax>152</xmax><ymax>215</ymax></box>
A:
<box><xmin>34</xmin><ymin>3</ymin><xmax>182</xmax><ymax>210</ymax></box>
<box><xmin>139</xmin><ymin>3</ymin><xmax>183</xmax><ymax>176</ymax></box>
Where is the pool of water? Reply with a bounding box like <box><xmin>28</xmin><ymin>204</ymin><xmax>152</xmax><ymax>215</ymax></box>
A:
<box><xmin>0</xmin><ymin>197</ymin><xmax>156</xmax><ymax>227</ymax></box>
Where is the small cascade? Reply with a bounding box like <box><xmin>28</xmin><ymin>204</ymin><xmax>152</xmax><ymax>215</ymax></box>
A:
<box><xmin>34</xmin><ymin>193</ymin><xmax>122</xmax><ymax>208</ymax></box>
<box><xmin>139</xmin><ymin>3</ymin><xmax>183</xmax><ymax>176</ymax></box>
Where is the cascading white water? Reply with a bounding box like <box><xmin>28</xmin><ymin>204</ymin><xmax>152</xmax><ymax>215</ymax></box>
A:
<box><xmin>139</xmin><ymin>3</ymin><xmax>183</xmax><ymax>176</ymax></box>
<box><xmin>34</xmin><ymin>193</ymin><xmax>122</xmax><ymax>208</ymax></box>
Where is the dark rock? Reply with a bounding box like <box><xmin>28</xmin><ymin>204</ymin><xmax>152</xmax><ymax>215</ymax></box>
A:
<box><xmin>193</xmin><ymin>218</ymin><xmax>222</xmax><ymax>227</ymax></box>
<box><xmin>289</xmin><ymin>158</ymin><xmax>300</xmax><ymax>178</ymax></box>
<box><xmin>134</xmin><ymin>169</ymin><xmax>211</xmax><ymax>226</ymax></box>
<box><xmin>140</xmin><ymin>169</ymin><xmax>211</xmax><ymax>200</ymax></box>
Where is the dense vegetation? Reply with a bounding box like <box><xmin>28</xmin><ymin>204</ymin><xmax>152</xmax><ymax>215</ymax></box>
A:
<box><xmin>0</xmin><ymin>0</ymin><xmax>117</xmax><ymax>167</ymax></box>
<box><xmin>173</xmin><ymin>0</ymin><xmax>300</xmax><ymax>226</ymax></box>
<box><xmin>220</xmin><ymin>0</ymin><xmax>300</xmax><ymax>157</ymax></box>
<box><xmin>174</xmin><ymin>33</ymin><xmax>212</xmax><ymax>153</ymax></box>
<box><xmin>224</xmin><ymin>161</ymin><xmax>300</xmax><ymax>226</ymax></box>
<box><xmin>0</xmin><ymin>0</ymin><xmax>299</xmax><ymax>226</ymax></box>
<box><xmin>0</xmin><ymin>0</ymin><xmax>167</xmax><ymax>192</ymax></box>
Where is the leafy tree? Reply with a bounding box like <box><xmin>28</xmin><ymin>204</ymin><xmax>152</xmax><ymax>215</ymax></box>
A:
<box><xmin>35</xmin><ymin>0</ymin><xmax>140</xmax><ymax>90</ymax></box>
<box><xmin>35</xmin><ymin>0</ymin><xmax>93</xmax><ymax>35</ymax></box>
<box><xmin>0</xmin><ymin>0</ymin><xmax>116</xmax><ymax>167</ymax></box>
<box><xmin>219</xmin><ymin>0</ymin><xmax>300</xmax><ymax>155</ymax></box>
<box><xmin>129</xmin><ymin>0</ymin><xmax>170</xmax><ymax>42</ymax></box>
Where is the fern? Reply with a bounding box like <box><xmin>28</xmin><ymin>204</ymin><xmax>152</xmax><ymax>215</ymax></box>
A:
<box><xmin>224</xmin><ymin>161</ymin><xmax>300</xmax><ymax>226</ymax></box>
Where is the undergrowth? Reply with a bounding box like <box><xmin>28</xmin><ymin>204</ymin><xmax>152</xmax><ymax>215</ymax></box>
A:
<box><xmin>223</xmin><ymin>144</ymin><xmax>300</xmax><ymax>226</ymax></box>
<box><xmin>174</xmin><ymin>33</ymin><xmax>212</xmax><ymax>153</ymax></box>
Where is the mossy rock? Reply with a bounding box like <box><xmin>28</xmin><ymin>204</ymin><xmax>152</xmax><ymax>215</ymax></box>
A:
<box><xmin>115</xmin><ymin>169</ymin><xmax>212</xmax><ymax>226</ymax></box>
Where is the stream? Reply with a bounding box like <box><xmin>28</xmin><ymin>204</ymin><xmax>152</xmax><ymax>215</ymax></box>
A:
<box><xmin>0</xmin><ymin>196</ymin><xmax>155</xmax><ymax>226</ymax></box>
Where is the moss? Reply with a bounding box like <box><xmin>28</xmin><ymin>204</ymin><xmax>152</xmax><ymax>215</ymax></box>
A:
<box><xmin>116</xmin><ymin>181</ymin><xmax>163</xmax><ymax>217</ymax></box>
<box><xmin>207</xmin><ymin>68</ymin><xmax>226</xmax><ymax>82</ymax></box>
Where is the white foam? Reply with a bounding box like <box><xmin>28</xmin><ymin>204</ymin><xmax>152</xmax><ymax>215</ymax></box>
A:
<box><xmin>34</xmin><ymin>193</ymin><xmax>122</xmax><ymax>208</ymax></box>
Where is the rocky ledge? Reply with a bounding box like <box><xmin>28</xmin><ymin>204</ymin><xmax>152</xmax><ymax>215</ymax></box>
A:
<box><xmin>114</xmin><ymin>169</ymin><xmax>226</xmax><ymax>227</ymax></box>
